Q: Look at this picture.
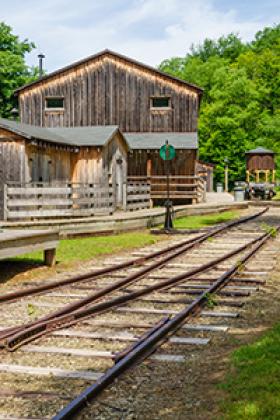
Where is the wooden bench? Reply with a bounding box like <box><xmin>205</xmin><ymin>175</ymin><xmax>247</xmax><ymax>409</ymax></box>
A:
<box><xmin>0</xmin><ymin>229</ymin><xmax>59</xmax><ymax>266</ymax></box>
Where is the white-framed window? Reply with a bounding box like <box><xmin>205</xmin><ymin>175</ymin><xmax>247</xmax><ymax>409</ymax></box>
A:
<box><xmin>150</xmin><ymin>96</ymin><xmax>171</xmax><ymax>110</ymax></box>
<box><xmin>45</xmin><ymin>97</ymin><xmax>64</xmax><ymax>110</ymax></box>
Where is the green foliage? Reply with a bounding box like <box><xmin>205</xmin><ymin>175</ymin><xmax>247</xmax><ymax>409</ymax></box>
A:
<box><xmin>27</xmin><ymin>303</ymin><xmax>37</xmax><ymax>316</ymax></box>
<box><xmin>0</xmin><ymin>22</ymin><xmax>38</xmax><ymax>118</ymax></box>
<box><xmin>159</xmin><ymin>25</ymin><xmax>280</xmax><ymax>186</ymax></box>
<box><xmin>260</xmin><ymin>223</ymin><xmax>277</xmax><ymax>237</ymax></box>
<box><xmin>204</xmin><ymin>292</ymin><xmax>218</xmax><ymax>308</ymax></box>
<box><xmin>219</xmin><ymin>323</ymin><xmax>280</xmax><ymax>419</ymax></box>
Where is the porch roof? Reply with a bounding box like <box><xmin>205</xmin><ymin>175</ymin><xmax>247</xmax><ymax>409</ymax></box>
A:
<box><xmin>0</xmin><ymin>118</ymin><xmax>125</xmax><ymax>147</ymax></box>
<box><xmin>124</xmin><ymin>132</ymin><xmax>198</xmax><ymax>150</ymax></box>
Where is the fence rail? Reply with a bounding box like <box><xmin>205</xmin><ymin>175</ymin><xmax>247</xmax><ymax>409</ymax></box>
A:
<box><xmin>124</xmin><ymin>179</ymin><xmax>151</xmax><ymax>211</ymax></box>
<box><xmin>3</xmin><ymin>182</ymin><xmax>115</xmax><ymax>220</ymax></box>
<box><xmin>127</xmin><ymin>175</ymin><xmax>206</xmax><ymax>203</ymax></box>
<box><xmin>1</xmin><ymin>176</ymin><xmax>205</xmax><ymax>221</ymax></box>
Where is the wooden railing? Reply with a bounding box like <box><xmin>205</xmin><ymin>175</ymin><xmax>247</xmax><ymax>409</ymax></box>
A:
<box><xmin>124</xmin><ymin>179</ymin><xmax>151</xmax><ymax>211</ymax></box>
<box><xmin>3</xmin><ymin>182</ymin><xmax>115</xmax><ymax>220</ymax></box>
<box><xmin>127</xmin><ymin>175</ymin><xmax>206</xmax><ymax>204</ymax></box>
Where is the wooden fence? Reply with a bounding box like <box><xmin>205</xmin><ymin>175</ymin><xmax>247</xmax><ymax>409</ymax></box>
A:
<box><xmin>3</xmin><ymin>182</ymin><xmax>115</xmax><ymax>220</ymax></box>
<box><xmin>124</xmin><ymin>179</ymin><xmax>151</xmax><ymax>211</ymax></box>
<box><xmin>127</xmin><ymin>175</ymin><xmax>206</xmax><ymax>204</ymax></box>
<box><xmin>1</xmin><ymin>176</ymin><xmax>204</xmax><ymax>221</ymax></box>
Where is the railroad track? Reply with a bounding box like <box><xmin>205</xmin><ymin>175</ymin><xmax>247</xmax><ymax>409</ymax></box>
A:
<box><xmin>0</xmin><ymin>207</ymin><xmax>279</xmax><ymax>419</ymax></box>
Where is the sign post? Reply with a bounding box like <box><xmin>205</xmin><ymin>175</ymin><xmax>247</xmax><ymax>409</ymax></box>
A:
<box><xmin>159</xmin><ymin>140</ymin><xmax>176</xmax><ymax>230</ymax></box>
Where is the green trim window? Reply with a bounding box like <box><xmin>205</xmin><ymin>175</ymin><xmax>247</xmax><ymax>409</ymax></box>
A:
<box><xmin>45</xmin><ymin>97</ymin><xmax>64</xmax><ymax>110</ymax></box>
<box><xmin>151</xmin><ymin>97</ymin><xmax>171</xmax><ymax>109</ymax></box>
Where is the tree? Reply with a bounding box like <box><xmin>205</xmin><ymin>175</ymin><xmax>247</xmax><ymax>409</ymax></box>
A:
<box><xmin>0</xmin><ymin>22</ymin><xmax>38</xmax><ymax>118</ymax></box>
<box><xmin>159</xmin><ymin>25</ymin><xmax>280</xmax><ymax>184</ymax></box>
<box><xmin>189</xmin><ymin>33</ymin><xmax>247</xmax><ymax>62</ymax></box>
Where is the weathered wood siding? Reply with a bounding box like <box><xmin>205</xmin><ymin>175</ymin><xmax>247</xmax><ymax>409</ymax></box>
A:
<box><xmin>71</xmin><ymin>133</ymin><xmax>127</xmax><ymax>187</ymax></box>
<box><xmin>19</xmin><ymin>55</ymin><xmax>199</xmax><ymax>132</ymax></box>
<box><xmin>26</xmin><ymin>144</ymin><xmax>72</xmax><ymax>183</ymax></box>
<box><xmin>0</xmin><ymin>129</ymin><xmax>129</xmax><ymax>219</ymax></box>
<box><xmin>127</xmin><ymin>150</ymin><xmax>196</xmax><ymax>177</ymax></box>
<box><xmin>246</xmin><ymin>154</ymin><xmax>275</xmax><ymax>171</ymax></box>
<box><xmin>0</xmin><ymin>129</ymin><xmax>29</xmax><ymax>219</ymax></box>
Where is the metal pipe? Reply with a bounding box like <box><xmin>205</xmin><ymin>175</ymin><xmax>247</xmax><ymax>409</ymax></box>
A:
<box><xmin>38</xmin><ymin>53</ymin><xmax>45</xmax><ymax>78</ymax></box>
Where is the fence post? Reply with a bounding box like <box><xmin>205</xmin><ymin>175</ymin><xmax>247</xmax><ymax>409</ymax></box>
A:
<box><xmin>3</xmin><ymin>184</ymin><xmax>8</xmax><ymax>221</ymax></box>
<box><xmin>122</xmin><ymin>182</ymin><xmax>127</xmax><ymax>211</ymax></box>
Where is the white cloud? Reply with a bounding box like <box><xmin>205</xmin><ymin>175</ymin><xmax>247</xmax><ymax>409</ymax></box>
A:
<box><xmin>1</xmin><ymin>0</ymin><xmax>278</xmax><ymax>71</ymax></box>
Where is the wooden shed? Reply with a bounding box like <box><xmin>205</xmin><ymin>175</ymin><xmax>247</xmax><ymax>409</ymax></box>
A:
<box><xmin>125</xmin><ymin>132</ymin><xmax>204</xmax><ymax>204</ymax></box>
<box><xmin>195</xmin><ymin>160</ymin><xmax>214</xmax><ymax>192</ymax></box>
<box><xmin>0</xmin><ymin>118</ymin><xmax>129</xmax><ymax>219</ymax></box>
<box><xmin>245</xmin><ymin>147</ymin><xmax>275</xmax><ymax>183</ymax></box>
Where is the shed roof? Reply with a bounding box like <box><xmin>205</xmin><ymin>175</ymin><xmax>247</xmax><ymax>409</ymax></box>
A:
<box><xmin>125</xmin><ymin>132</ymin><xmax>198</xmax><ymax>150</ymax></box>
<box><xmin>246</xmin><ymin>146</ymin><xmax>275</xmax><ymax>155</ymax></box>
<box><xmin>0</xmin><ymin>118</ymin><xmax>125</xmax><ymax>147</ymax></box>
<box><xmin>15</xmin><ymin>49</ymin><xmax>203</xmax><ymax>95</ymax></box>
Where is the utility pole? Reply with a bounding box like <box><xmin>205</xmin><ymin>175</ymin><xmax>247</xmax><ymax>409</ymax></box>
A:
<box><xmin>224</xmin><ymin>157</ymin><xmax>229</xmax><ymax>192</ymax></box>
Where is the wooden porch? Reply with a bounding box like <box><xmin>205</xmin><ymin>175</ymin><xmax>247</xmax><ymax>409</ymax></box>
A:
<box><xmin>127</xmin><ymin>175</ymin><xmax>206</xmax><ymax>205</ymax></box>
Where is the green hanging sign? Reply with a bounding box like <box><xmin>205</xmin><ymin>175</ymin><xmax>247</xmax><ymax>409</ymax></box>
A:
<box><xmin>159</xmin><ymin>142</ymin><xmax>176</xmax><ymax>161</ymax></box>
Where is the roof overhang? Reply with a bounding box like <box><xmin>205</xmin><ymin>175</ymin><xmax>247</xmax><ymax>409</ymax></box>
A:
<box><xmin>15</xmin><ymin>49</ymin><xmax>203</xmax><ymax>96</ymax></box>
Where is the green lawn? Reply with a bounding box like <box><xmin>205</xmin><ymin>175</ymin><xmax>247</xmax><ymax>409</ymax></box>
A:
<box><xmin>12</xmin><ymin>211</ymin><xmax>238</xmax><ymax>266</ymax></box>
<box><xmin>272</xmin><ymin>191</ymin><xmax>280</xmax><ymax>201</ymax></box>
<box><xmin>14</xmin><ymin>232</ymin><xmax>160</xmax><ymax>265</ymax></box>
<box><xmin>173</xmin><ymin>211</ymin><xmax>238</xmax><ymax>229</ymax></box>
<box><xmin>219</xmin><ymin>323</ymin><xmax>280</xmax><ymax>419</ymax></box>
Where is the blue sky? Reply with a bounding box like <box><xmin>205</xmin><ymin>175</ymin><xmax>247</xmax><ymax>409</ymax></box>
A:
<box><xmin>1</xmin><ymin>0</ymin><xmax>279</xmax><ymax>72</ymax></box>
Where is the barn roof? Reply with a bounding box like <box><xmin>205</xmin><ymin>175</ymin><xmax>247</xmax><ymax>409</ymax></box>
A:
<box><xmin>125</xmin><ymin>132</ymin><xmax>198</xmax><ymax>150</ymax></box>
<box><xmin>0</xmin><ymin>118</ymin><xmax>125</xmax><ymax>147</ymax></box>
<box><xmin>14</xmin><ymin>49</ymin><xmax>203</xmax><ymax>95</ymax></box>
<box><xmin>246</xmin><ymin>146</ymin><xmax>274</xmax><ymax>155</ymax></box>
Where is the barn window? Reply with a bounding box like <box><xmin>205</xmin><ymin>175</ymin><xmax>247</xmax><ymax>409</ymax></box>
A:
<box><xmin>150</xmin><ymin>97</ymin><xmax>171</xmax><ymax>109</ymax></box>
<box><xmin>45</xmin><ymin>97</ymin><xmax>64</xmax><ymax>110</ymax></box>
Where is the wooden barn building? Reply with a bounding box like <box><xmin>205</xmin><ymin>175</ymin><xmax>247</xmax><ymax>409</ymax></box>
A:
<box><xmin>0</xmin><ymin>118</ymin><xmax>128</xmax><ymax>219</ymax></box>
<box><xmin>0</xmin><ymin>50</ymin><xmax>205</xmax><ymax>220</ymax></box>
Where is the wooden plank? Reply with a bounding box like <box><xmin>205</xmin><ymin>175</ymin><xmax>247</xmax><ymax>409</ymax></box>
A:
<box><xmin>0</xmin><ymin>363</ymin><xmax>102</xmax><ymax>381</ymax></box>
<box><xmin>151</xmin><ymin>354</ymin><xmax>185</xmax><ymax>362</ymax></box>
<box><xmin>22</xmin><ymin>345</ymin><xmax>113</xmax><ymax>358</ymax></box>
<box><xmin>184</xmin><ymin>324</ymin><xmax>228</xmax><ymax>332</ymax></box>
<box><xmin>52</xmin><ymin>329</ymin><xmax>210</xmax><ymax>345</ymax></box>
<box><xmin>200</xmin><ymin>311</ymin><xmax>239</xmax><ymax>318</ymax></box>
<box><xmin>7</xmin><ymin>187</ymin><xmax>72</xmax><ymax>195</ymax></box>
<box><xmin>0</xmin><ymin>240</ymin><xmax>58</xmax><ymax>260</ymax></box>
<box><xmin>170</xmin><ymin>337</ymin><xmax>210</xmax><ymax>345</ymax></box>
<box><xmin>116</xmin><ymin>307</ymin><xmax>239</xmax><ymax>318</ymax></box>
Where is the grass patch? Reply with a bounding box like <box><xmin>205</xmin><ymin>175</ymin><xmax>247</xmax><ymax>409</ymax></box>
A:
<box><xmin>272</xmin><ymin>191</ymin><xmax>280</xmax><ymax>201</ymax></box>
<box><xmin>173</xmin><ymin>211</ymin><xmax>238</xmax><ymax>229</ymax></box>
<box><xmin>12</xmin><ymin>231</ymin><xmax>160</xmax><ymax>265</ymax></box>
<box><xmin>219</xmin><ymin>323</ymin><xmax>280</xmax><ymax>419</ymax></box>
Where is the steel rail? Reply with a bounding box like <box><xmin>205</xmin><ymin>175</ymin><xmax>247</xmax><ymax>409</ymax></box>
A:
<box><xmin>0</xmin><ymin>208</ymin><xmax>268</xmax><ymax>344</ymax></box>
<box><xmin>0</xmin><ymin>230</ymin><xmax>213</xmax><ymax>341</ymax></box>
<box><xmin>3</xmin><ymin>231</ymin><xmax>267</xmax><ymax>350</ymax></box>
<box><xmin>53</xmin><ymin>226</ymin><xmax>279</xmax><ymax>420</ymax></box>
<box><xmin>0</xmin><ymin>207</ymin><xmax>267</xmax><ymax>306</ymax></box>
